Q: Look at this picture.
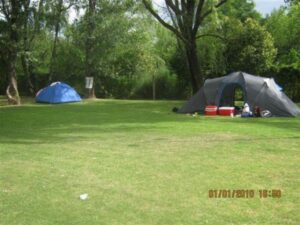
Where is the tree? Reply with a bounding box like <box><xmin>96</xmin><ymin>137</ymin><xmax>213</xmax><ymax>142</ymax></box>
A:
<box><xmin>284</xmin><ymin>0</ymin><xmax>300</xmax><ymax>5</ymax></box>
<box><xmin>193</xmin><ymin>0</ymin><xmax>262</xmax><ymax>79</ymax></box>
<box><xmin>225</xmin><ymin>18</ymin><xmax>276</xmax><ymax>74</ymax></box>
<box><xmin>20</xmin><ymin>0</ymin><xmax>45</xmax><ymax>95</ymax></box>
<box><xmin>265</xmin><ymin>4</ymin><xmax>300</xmax><ymax>56</ymax></box>
<box><xmin>47</xmin><ymin>0</ymin><xmax>77</xmax><ymax>82</ymax></box>
<box><xmin>0</xmin><ymin>0</ymin><xmax>24</xmax><ymax>105</ymax></box>
<box><xmin>265</xmin><ymin>3</ymin><xmax>300</xmax><ymax>101</ymax></box>
<box><xmin>84</xmin><ymin>0</ymin><xmax>96</xmax><ymax>98</ymax></box>
<box><xmin>219</xmin><ymin>0</ymin><xmax>261</xmax><ymax>22</ymax></box>
<box><xmin>142</xmin><ymin>0</ymin><xmax>228</xmax><ymax>93</ymax></box>
<box><xmin>61</xmin><ymin>0</ymin><xmax>157</xmax><ymax>98</ymax></box>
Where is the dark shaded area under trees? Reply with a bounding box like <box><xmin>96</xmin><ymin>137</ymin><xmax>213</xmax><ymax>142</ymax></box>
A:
<box><xmin>0</xmin><ymin>0</ymin><xmax>300</xmax><ymax>104</ymax></box>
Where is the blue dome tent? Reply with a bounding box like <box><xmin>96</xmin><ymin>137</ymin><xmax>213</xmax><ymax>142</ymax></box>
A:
<box><xmin>36</xmin><ymin>82</ymin><xmax>82</xmax><ymax>104</ymax></box>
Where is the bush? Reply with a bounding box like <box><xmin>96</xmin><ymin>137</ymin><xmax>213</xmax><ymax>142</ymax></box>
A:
<box><xmin>131</xmin><ymin>68</ymin><xmax>180</xmax><ymax>100</ymax></box>
<box><xmin>271</xmin><ymin>65</ymin><xmax>300</xmax><ymax>101</ymax></box>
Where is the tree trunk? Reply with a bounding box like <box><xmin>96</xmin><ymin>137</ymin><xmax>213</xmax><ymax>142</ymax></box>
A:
<box><xmin>185</xmin><ymin>38</ymin><xmax>202</xmax><ymax>93</ymax></box>
<box><xmin>152</xmin><ymin>73</ymin><xmax>156</xmax><ymax>100</ymax></box>
<box><xmin>85</xmin><ymin>48</ymin><xmax>96</xmax><ymax>98</ymax></box>
<box><xmin>48</xmin><ymin>21</ymin><xmax>60</xmax><ymax>82</ymax></box>
<box><xmin>34</xmin><ymin>0</ymin><xmax>45</xmax><ymax>33</ymax></box>
<box><xmin>6</xmin><ymin>0</ymin><xmax>21</xmax><ymax>105</ymax></box>
<box><xmin>6</xmin><ymin>51</ymin><xmax>20</xmax><ymax>105</ymax></box>
<box><xmin>21</xmin><ymin>53</ymin><xmax>35</xmax><ymax>95</ymax></box>
<box><xmin>142</xmin><ymin>0</ymin><xmax>228</xmax><ymax>94</ymax></box>
<box><xmin>85</xmin><ymin>0</ymin><xmax>96</xmax><ymax>98</ymax></box>
<box><xmin>49</xmin><ymin>0</ymin><xmax>63</xmax><ymax>82</ymax></box>
<box><xmin>21</xmin><ymin>0</ymin><xmax>35</xmax><ymax>95</ymax></box>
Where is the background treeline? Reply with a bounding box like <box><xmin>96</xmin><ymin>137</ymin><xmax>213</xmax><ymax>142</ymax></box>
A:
<box><xmin>0</xmin><ymin>0</ymin><xmax>300</xmax><ymax>102</ymax></box>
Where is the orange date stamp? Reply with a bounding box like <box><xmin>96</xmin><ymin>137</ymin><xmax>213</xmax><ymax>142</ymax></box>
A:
<box><xmin>208</xmin><ymin>189</ymin><xmax>282</xmax><ymax>198</ymax></box>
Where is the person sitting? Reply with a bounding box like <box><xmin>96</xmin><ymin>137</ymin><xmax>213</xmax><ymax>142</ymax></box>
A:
<box><xmin>254</xmin><ymin>106</ymin><xmax>261</xmax><ymax>117</ymax></box>
<box><xmin>241</xmin><ymin>103</ymin><xmax>252</xmax><ymax>117</ymax></box>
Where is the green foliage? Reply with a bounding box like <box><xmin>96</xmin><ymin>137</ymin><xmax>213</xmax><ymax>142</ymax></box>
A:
<box><xmin>220</xmin><ymin>0</ymin><xmax>261</xmax><ymax>21</ymax></box>
<box><xmin>284</xmin><ymin>0</ymin><xmax>300</xmax><ymax>5</ymax></box>
<box><xmin>264</xmin><ymin>4</ymin><xmax>300</xmax><ymax>100</ymax></box>
<box><xmin>266</xmin><ymin>4</ymin><xmax>300</xmax><ymax>56</ymax></box>
<box><xmin>132</xmin><ymin>66</ymin><xmax>179</xmax><ymax>99</ymax></box>
<box><xmin>15</xmin><ymin>31</ymin><xmax>53</xmax><ymax>93</ymax></box>
<box><xmin>197</xmin><ymin>37</ymin><xmax>227</xmax><ymax>78</ymax></box>
<box><xmin>272</xmin><ymin>64</ymin><xmax>300</xmax><ymax>101</ymax></box>
<box><xmin>57</xmin><ymin>2</ymin><xmax>183</xmax><ymax>99</ymax></box>
<box><xmin>0</xmin><ymin>20</ymin><xmax>9</xmax><ymax>93</ymax></box>
<box><xmin>280</xmin><ymin>49</ymin><xmax>300</xmax><ymax>69</ymax></box>
<box><xmin>0</xmin><ymin>0</ymin><xmax>299</xmax><ymax>101</ymax></box>
<box><xmin>225</xmin><ymin>18</ymin><xmax>277</xmax><ymax>74</ymax></box>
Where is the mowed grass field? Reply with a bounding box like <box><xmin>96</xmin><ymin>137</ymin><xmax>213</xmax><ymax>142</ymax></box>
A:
<box><xmin>0</xmin><ymin>99</ymin><xmax>299</xmax><ymax>225</ymax></box>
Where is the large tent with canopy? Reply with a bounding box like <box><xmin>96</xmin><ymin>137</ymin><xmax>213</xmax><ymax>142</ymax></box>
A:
<box><xmin>178</xmin><ymin>72</ymin><xmax>300</xmax><ymax>117</ymax></box>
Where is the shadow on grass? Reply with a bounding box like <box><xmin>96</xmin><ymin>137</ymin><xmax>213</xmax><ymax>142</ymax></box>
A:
<box><xmin>0</xmin><ymin>100</ymin><xmax>299</xmax><ymax>146</ymax></box>
<box><xmin>0</xmin><ymin>101</ymin><xmax>184</xmax><ymax>145</ymax></box>
<box><xmin>219</xmin><ymin>116</ymin><xmax>300</xmax><ymax>132</ymax></box>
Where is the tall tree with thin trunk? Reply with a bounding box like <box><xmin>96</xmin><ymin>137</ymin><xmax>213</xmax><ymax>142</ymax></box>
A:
<box><xmin>0</xmin><ymin>0</ymin><xmax>24</xmax><ymax>105</ymax></box>
<box><xmin>48</xmin><ymin>0</ymin><xmax>75</xmax><ymax>82</ymax></box>
<box><xmin>85</xmin><ymin>0</ymin><xmax>96</xmax><ymax>98</ymax></box>
<box><xmin>142</xmin><ymin>0</ymin><xmax>227</xmax><ymax>93</ymax></box>
<box><xmin>21</xmin><ymin>0</ymin><xmax>34</xmax><ymax>95</ymax></box>
<box><xmin>48</xmin><ymin>0</ymin><xmax>63</xmax><ymax>82</ymax></box>
<box><xmin>20</xmin><ymin>0</ymin><xmax>45</xmax><ymax>95</ymax></box>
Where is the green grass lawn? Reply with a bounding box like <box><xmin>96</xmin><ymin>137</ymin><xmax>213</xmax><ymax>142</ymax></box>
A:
<box><xmin>0</xmin><ymin>99</ymin><xmax>299</xmax><ymax>225</ymax></box>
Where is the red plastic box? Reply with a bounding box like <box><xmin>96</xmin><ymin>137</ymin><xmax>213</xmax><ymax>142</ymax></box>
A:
<box><xmin>205</xmin><ymin>105</ymin><xmax>218</xmax><ymax>116</ymax></box>
<box><xmin>218</xmin><ymin>107</ymin><xmax>235</xmax><ymax>116</ymax></box>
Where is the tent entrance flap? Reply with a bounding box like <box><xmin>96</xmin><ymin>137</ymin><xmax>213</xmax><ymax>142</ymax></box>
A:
<box><xmin>216</xmin><ymin>83</ymin><xmax>247</xmax><ymax>107</ymax></box>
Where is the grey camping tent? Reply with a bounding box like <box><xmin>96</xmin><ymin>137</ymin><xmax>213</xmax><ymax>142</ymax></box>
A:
<box><xmin>178</xmin><ymin>72</ymin><xmax>300</xmax><ymax>117</ymax></box>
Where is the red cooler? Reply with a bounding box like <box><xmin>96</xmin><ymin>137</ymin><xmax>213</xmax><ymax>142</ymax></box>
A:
<box><xmin>205</xmin><ymin>105</ymin><xmax>218</xmax><ymax>116</ymax></box>
<box><xmin>218</xmin><ymin>107</ymin><xmax>235</xmax><ymax>116</ymax></box>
